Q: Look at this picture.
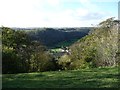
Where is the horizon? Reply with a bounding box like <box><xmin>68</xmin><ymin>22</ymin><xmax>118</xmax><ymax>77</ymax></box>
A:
<box><xmin>1</xmin><ymin>26</ymin><xmax>94</xmax><ymax>29</ymax></box>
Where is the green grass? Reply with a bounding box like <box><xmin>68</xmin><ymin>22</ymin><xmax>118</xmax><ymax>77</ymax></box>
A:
<box><xmin>54</xmin><ymin>39</ymin><xmax>79</xmax><ymax>48</ymax></box>
<box><xmin>3</xmin><ymin>67</ymin><xmax>119</xmax><ymax>88</ymax></box>
<box><xmin>50</xmin><ymin>48</ymin><xmax>63</xmax><ymax>53</ymax></box>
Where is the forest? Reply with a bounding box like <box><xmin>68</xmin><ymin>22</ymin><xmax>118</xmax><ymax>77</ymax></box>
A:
<box><xmin>2</xmin><ymin>17</ymin><xmax>120</xmax><ymax>88</ymax></box>
<box><xmin>15</xmin><ymin>27</ymin><xmax>91</xmax><ymax>47</ymax></box>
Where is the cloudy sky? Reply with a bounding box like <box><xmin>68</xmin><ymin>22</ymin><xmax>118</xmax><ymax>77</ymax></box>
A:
<box><xmin>0</xmin><ymin>0</ymin><xmax>119</xmax><ymax>27</ymax></box>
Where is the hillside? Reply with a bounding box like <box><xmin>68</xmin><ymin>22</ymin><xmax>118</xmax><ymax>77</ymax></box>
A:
<box><xmin>15</xmin><ymin>27</ymin><xmax>91</xmax><ymax>48</ymax></box>
<box><xmin>58</xmin><ymin>17</ymin><xmax>120</xmax><ymax>70</ymax></box>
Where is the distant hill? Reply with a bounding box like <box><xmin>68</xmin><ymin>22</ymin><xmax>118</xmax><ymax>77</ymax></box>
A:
<box><xmin>13</xmin><ymin>27</ymin><xmax>92</xmax><ymax>48</ymax></box>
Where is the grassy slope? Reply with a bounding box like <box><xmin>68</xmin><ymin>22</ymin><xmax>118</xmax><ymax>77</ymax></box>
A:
<box><xmin>3</xmin><ymin>67</ymin><xmax>119</xmax><ymax>88</ymax></box>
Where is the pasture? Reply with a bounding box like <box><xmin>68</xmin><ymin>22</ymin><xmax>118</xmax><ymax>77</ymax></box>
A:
<box><xmin>3</xmin><ymin>67</ymin><xmax>119</xmax><ymax>88</ymax></box>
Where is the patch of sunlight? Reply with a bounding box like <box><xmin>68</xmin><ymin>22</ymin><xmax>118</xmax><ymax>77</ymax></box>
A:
<box><xmin>101</xmin><ymin>78</ymin><xmax>118</xmax><ymax>82</ymax></box>
<box><xmin>100</xmin><ymin>84</ymin><xmax>112</xmax><ymax>88</ymax></box>
<box><xmin>0</xmin><ymin>74</ymin><xmax>2</xmax><ymax>77</ymax></box>
<box><xmin>4</xmin><ymin>78</ymin><xmax>14</xmax><ymax>81</ymax></box>
<box><xmin>48</xmin><ymin>74</ymin><xmax>54</xmax><ymax>77</ymax></box>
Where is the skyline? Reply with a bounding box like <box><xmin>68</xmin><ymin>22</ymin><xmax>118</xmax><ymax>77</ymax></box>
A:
<box><xmin>0</xmin><ymin>0</ymin><xmax>119</xmax><ymax>28</ymax></box>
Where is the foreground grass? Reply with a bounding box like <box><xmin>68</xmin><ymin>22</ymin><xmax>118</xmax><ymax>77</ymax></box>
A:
<box><xmin>3</xmin><ymin>67</ymin><xmax>119</xmax><ymax>88</ymax></box>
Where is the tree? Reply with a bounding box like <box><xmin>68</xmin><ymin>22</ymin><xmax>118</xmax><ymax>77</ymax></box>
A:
<box><xmin>2</xmin><ymin>27</ymin><xmax>57</xmax><ymax>73</ymax></box>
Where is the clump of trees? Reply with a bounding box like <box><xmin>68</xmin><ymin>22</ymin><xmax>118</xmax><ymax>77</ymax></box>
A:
<box><xmin>58</xmin><ymin>17</ymin><xmax>119</xmax><ymax>70</ymax></box>
<box><xmin>2</xmin><ymin>27</ymin><xmax>58</xmax><ymax>74</ymax></box>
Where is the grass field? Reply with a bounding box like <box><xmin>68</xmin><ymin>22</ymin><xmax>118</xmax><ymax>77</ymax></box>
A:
<box><xmin>2</xmin><ymin>67</ymin><xmax>119</xmax><ymax>88</ymax></box>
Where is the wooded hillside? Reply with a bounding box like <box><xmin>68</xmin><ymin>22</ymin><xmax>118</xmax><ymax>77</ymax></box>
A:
<box><xmin>58</xmin><ymin>17</ymin><xmax>120</xmax><ymax>70</ymax></box>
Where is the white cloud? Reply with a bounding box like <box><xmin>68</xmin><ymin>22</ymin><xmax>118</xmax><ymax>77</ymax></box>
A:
<box><xmin>45</xmin><ymin>0</ymin><xmax>60</xmax><ymax>7</ymax></box>
<box><xmin>79</xmin><ymin>0</ymin><xmax>119</xmax><ymax>2</ymax></box>
<box><xmin>75</xmin><ymin>9</ymin><xmax>108</xmax><ymax>20</ymax></box>
<box><xmin>0</xmin><ymin>0</ymin><xmax>117</xmax><ymax>27</ymax></box>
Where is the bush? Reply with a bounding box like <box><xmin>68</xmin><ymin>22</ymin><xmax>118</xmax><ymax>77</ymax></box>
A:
<box><xmin>2</xmin><ymin>49</ymin><xmax>22</xmax><ymax>73</ymax></box>
<box><xmin>58</xmin><ymin>54</ymin><xmax>71</xmax><ymax>70</ymax></box>
<box><xmin>30</xmin><ymin>52</ymin><xmax>57</xmax><ymax>72</ymax></box>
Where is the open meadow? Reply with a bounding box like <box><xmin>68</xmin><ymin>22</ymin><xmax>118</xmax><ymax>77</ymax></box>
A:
<box><xmin>3</xmin><ymin>67</ymin><xmax>119</xmax><ymax>88</ymax></box>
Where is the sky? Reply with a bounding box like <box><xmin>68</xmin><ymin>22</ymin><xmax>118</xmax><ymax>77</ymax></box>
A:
<box><xmin>0</xmin><ymin>0</ymin><xmax>119</xmax><ymax>27</ymax></box>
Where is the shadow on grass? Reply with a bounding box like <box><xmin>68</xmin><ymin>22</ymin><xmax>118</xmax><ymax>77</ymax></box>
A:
<box><xmin>3</xmin><ymin>67</ymin><xmax>119</xmax><ymax>88</ymax></box>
